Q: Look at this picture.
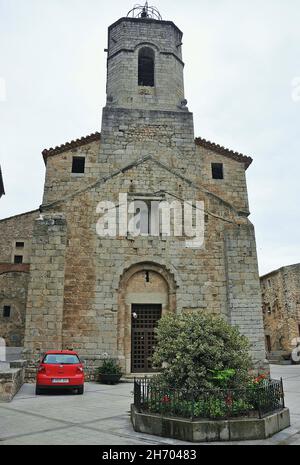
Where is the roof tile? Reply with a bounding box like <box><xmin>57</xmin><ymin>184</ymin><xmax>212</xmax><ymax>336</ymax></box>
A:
<box><xmin>42</xmin><ymin>132</ymin><xmax>101</xmax><ymax>163</ymax></box>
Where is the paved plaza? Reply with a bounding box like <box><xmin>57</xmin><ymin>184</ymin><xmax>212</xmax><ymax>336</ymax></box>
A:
<box><xmin>0</xmin><ymin>365</ymin><xmax>300</xmax><ymax>445</ymax></box>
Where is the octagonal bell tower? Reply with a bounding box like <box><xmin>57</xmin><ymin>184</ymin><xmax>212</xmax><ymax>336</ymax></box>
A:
<box><xmin>106</xmin><ymin>5</ymin><xmax>187</xmax><ymax>112</ymax></box>
<box><xmin>100</xmin><ymin>4</ymin><xmax>195</xmax><ymax>167</ymax></box>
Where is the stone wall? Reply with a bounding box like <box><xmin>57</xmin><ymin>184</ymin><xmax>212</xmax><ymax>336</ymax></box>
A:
<box><xmin>41</xmin><ymin>136</ymin><xmax>250</xmax><ymax>225</ymax></box>
<box><xmin>0</xmin><ymin>210</ymin><xmax>37</xmax><ymax>347</ymax></box>
<box><xmin>225</xmin><ymin>224</ymin><xmax>266</xmax><ymax>371</ymax></box>
<box><xmin>0</xmin><ymin>271</ymin><xmax>29</xmax><ymax>346</ymax></box>
<box><xmin>0</xmin><ymin>210</ymin><xmax>37</xmax><ymax>263</ymax></box>
<box><xmin>42</xmin><ymin>140</ymin><xmax>99</xmax><ymax>205</ymax></box>
<box><xmin>24</xmin><ymin>214</ymin><xmax>67</xmax><ymax>353</ymax></box>
<box><xmin>261</xmin><ymin>264</ymin><xmax>300</xmax><ymax>353</ymax></box>
<box><xmin>198</xmin><ymin>146</ymin><xmax>249</xmax><ymax>214</ymax></box>
<box><xmin>0</xmin><ymin>361</ymin><xmax>26</xmax><ymax>402</ymax></box>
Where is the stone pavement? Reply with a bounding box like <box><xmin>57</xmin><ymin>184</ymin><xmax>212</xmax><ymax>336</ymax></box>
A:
<box><xmin>0</xmin><ymin>365</ymin><xmax>299</xmax><ymax>445</ymax></box>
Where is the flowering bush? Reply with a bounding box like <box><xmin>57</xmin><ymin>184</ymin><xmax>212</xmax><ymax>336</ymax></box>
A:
<box><xmin>147</xmin><ymin>389</ymin><xmax>254</xmax><ymax>419</ymax></box>
<box><xmin>253</xmin><ymin>374</ymin><xmax>267</xmax><ymax>385</ymax></box>
<box><xmin>151</xmin><ymin>313</ymin><xmax>253</xmax><ymax>391</ymax></box>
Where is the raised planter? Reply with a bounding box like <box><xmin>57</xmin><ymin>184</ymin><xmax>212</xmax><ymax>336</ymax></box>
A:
<box><xmin>132</xmin><ymin>377</ymin><xmax>291</xmax><ymax>442</ymax></box>
<box><xmin>98</xmin><ymin>373</ymin><xmax>122</xmax><ymax>385</ymax></box>
<box><xmin>131</xmin><ymin>405</ymin><xmax>290</xmax><ymax>442</ymax></box>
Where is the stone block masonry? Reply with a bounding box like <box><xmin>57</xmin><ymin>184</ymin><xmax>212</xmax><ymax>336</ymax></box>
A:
<box><xmin>0</xmin><ymin>360</ymin><xmax>26</xmax><ymax>402</ymax></box>
<box><xmin>0</xmin><ymin>210</ymin><xmax>38</xmax><ymax>346</ymax></box>
<box><xmin>24</xmin><ymin>214</ymin><xmax>67</xmax><ymax>355</ymax></box>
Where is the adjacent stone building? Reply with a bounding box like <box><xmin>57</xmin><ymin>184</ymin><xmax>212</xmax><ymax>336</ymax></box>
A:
<box><xmin>261</xmin><ymin>264</ymin><xmax>300</xmax><ymax>357</ymax></box>
<box><xmin>0</xmin><ymin>7</ymin><xmax>267</xmax><ymax>377</ymax></box>
<box><xmin>0</xmin><ymin>210</ymin><xmax>38</xmax><ymax>347</ymax></box>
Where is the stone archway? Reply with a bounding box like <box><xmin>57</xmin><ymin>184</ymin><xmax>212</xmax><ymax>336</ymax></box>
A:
<box><xmin>118</xmin><ymin>262</ymin><xmax>177</xmax><ymax>374</ymax></box>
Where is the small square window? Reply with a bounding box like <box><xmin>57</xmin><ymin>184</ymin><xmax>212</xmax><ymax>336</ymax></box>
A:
<box><xmin>72</xmin><ymin>157</ymin><xmax>85</xmax><ymax>174</ymax></box>
<box><xmin>14</xmin><ymin>255</ymin><xmax>23</xmax><ymax>264</ymax></box>
<box><xmin>212</xmin><ymin>163</ymin><xmax>224</xmax><ymax>180</ymax></box>
<box><xmin>3</xmin><ymin>306</ymin><xmax>11</xmax><ymax>318</ymax></box>
<box><xmin>16</xmin><ymin>242</ymin><xmax>25</xmax><ymax>248</ymax></box>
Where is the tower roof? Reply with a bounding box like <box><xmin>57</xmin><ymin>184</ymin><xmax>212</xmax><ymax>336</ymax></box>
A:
<box><xmin>108</xmin><ymin>16</ymin><xmax>183</xmax><ymax>37</ymax></box>
<box><xmin>127</xmin><ymin>2</ymin><xmax>162</xmax><ymax>21</ymax></box>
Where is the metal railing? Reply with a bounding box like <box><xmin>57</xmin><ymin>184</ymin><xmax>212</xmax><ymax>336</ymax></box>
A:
<box><xmin>134</xmin><ymin>377</ymin><xmax>285</xmax><ymax>420</ymax></box>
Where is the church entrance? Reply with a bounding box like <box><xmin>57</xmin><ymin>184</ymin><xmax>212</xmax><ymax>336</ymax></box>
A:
<box><xmin>118</xmin><ymin>262</ymin><xmax>177</xmax><ymax>375</ymax></box>
<box><xmin>131</xmin><ymin>304</ymin><xmax>162</xmax><ymax>373</ymax></box>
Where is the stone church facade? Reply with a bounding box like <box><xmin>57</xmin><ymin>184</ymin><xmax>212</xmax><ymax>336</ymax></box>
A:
<box><xmin>0</xmin><ymin>11</ymin><xmax>267</xmax><ymax>377</ymax></box>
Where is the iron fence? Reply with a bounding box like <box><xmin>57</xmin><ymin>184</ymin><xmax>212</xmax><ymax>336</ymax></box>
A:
<box><xmin>134</xmin><ymin>377</ymin><xmax>285</xmax><ymax>420</ymax></box>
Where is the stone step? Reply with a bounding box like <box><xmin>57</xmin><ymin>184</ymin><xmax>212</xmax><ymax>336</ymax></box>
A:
<box><xmin>122</xmin><ymin>373</ymin><xmax>159</xmax><ymax>382</ymax></box>
<box><xmin>0</xmin><ymin>362</ymin><xmax>10</xmax><ymax>372</ymax></box>
<box><xmin>269</xmin><ymin>359</ymin><xmax>292</xmax><ymax>365</ymax></box>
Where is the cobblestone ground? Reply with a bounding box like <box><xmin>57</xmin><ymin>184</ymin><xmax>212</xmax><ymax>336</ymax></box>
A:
<box><xmin>0</xmin><ymin>365</ymin><xmax>299</xmax><ymax>445</ymax></box>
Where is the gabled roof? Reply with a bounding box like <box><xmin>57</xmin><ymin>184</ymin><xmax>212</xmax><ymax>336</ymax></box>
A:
<box><xmin>42</xmin><ymin>132</ymin><xmax>101</xmax><ymax>164</ymax></box>
<box><xmin>195</xmin><ymin>137</ymin><xmax>253</xmax><ymax>169</ymax></box>
<box><xmin>0</xmin><ymin>165</ymin><xmax>4</xmax><ymax>198</ymax></box>
<box><xmin>42</xmin><ymin>132</ymin><xmax>253</xmax><ymax>169</ymax></box>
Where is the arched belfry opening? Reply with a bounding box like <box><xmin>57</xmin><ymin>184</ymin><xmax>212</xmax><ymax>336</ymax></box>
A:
<box><xmin>118</xmin><ymin>262</ymin><xmax>177</xmax><ymax>374</ymax></box>
<box><xmin>138</xmin><ymin>47</ymin><xmax>155</xmax><ymax>87</ymax></box>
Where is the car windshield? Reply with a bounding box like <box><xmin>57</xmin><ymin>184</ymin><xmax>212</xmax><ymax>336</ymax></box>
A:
<box><xmin>43</xmin><ymin>354</ymin><xmax>80</xmax><ymax>365</ymax></box>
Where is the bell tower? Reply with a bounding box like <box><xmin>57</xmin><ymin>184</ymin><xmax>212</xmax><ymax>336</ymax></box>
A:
<box><xmin>106</xmin><ymin>3</ymin><xmax>187</xmax><ymax>112</ymax></box>
<box><xmin>100</xmin><ymin>3</ymin><xmax>195</xmax><ymax>166</ymax></box>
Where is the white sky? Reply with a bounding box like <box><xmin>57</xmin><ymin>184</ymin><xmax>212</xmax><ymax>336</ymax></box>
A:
<box><xmin>0</xmin><ymin>0</ymin><xmax>299</xmax><ymax>275</ymax></box>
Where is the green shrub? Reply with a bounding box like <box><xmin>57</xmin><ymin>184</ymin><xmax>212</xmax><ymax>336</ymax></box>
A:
<box><xmin>145</xmin><ymin>389</ymin><xmax>254</xmax><ymax>419</ymax></box>
<box><xmin>96</xmin><ymin>358</ymin><xmax>122</xmax><ymax>376</ymax></box>
<box><xmin>151</xmin><ymin>312</ymin><xmax>252</xmax><ymax>391</ymax></box>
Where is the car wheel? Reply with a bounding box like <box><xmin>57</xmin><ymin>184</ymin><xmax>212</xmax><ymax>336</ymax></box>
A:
<box><xmin>35</xmin><ymin>387</ymin><xmax>42</xmax><ymax>395</ymax></box>
<box><xmin>77</xmin><ymin>386</ymin><xmax>84</xmax><ymax>395</ymax></box>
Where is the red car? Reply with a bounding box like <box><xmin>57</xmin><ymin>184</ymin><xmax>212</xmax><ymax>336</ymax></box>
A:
<box><xmin>36</xmin><ymin>350</ymin><xmax>84</xmax><ymax>395</ymax></box>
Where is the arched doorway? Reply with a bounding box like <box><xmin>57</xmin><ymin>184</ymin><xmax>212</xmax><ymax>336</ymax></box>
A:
<box><xmin>118</xmin><ymin>262</ymin><xmax>177</xmax><ymax>374</ymax></box>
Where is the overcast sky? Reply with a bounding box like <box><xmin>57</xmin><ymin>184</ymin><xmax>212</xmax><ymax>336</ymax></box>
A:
<box><xmin>0</xmin><ymin>0</ymin><xmax>299</xmax><ymax>275</ymax></box>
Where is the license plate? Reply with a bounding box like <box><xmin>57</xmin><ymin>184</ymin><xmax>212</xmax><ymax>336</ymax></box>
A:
<box><xmin>52</xmin><ymin>379</ymin><xmax>69</xmax><ymax>384</ymax></box>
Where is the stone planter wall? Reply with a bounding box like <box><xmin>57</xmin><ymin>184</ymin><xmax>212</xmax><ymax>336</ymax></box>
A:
<box><xmin>131</xmin><ymin>405</ymin><xmax>291</xmax><ymax>442</ymax></box>
<box><xmin>0</xmin><ymin>360</ymin><xmax>26</xmax><ymax>402</ymax></box>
